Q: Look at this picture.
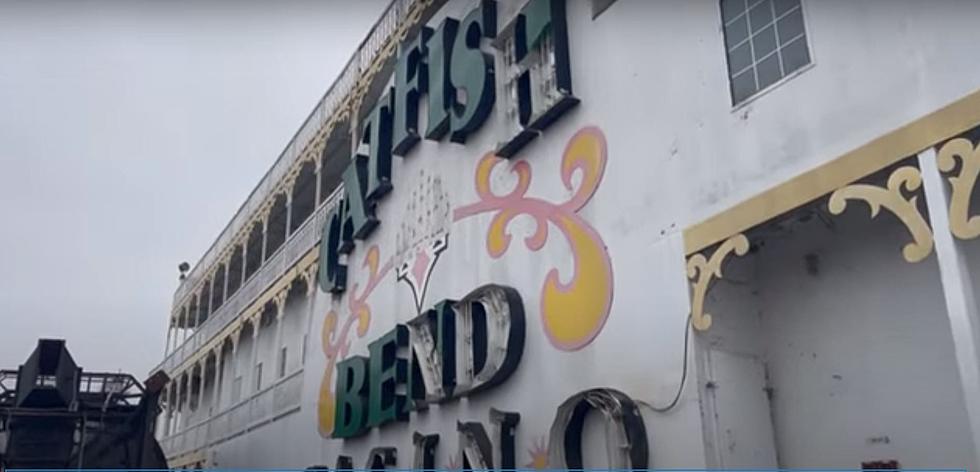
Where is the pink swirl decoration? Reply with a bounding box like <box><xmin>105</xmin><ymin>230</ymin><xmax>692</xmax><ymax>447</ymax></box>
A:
<box><xmin>317</xmin><ymin>245</ymin><xmax>392</xmax><ymax>437</ymax></box>
<box><xmin>454</xmin><ymin>126</ymin><xmax>613</xmax><ymax>351</ymax></box>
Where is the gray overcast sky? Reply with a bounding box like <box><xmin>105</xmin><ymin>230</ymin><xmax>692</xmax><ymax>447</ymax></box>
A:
<box><xmin>0</xmin><ymin>0</ymin><xmax>387</xmax><ymax>376</ymax></box>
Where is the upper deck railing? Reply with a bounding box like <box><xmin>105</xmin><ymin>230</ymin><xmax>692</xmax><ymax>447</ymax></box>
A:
<box><xmin>157</xmin><ymin>187</ymin><xmax>337</xmax><ymax>374</ymax></box>
<box><xmin>157</xmin><ymin>0</ymin><xmax>439</xmax><ymax>375</ymax></box>
<box><xmin>171</xmin><ymin>0</ymin><xmax>411</xmax><ymax>310</ymax></box>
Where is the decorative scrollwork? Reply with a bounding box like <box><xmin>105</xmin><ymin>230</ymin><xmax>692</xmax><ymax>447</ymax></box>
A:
<box><xmin>828</xmin><ymin>166</ymin><xmax>933</xmax><ymax>263</ymax></box>
<box><xmin>937</xmin><ymin>137</ymin><xmax>980</xmax><ymax>240</ymax></box>
<box><xmin>256</xmin><ymin>203</ymin><xmax>273</xmax><ymax>224</ymax></box>
<box><xmin>686</xmin><ymin>234</ymin><xmax>749</xmax><ymax>331</ymax></box>
<box><xmin>317</xmin><ymin>245</ymin><xmax>393</xmax><ymax>437</ymax></box>
<box><xmin>453</xmin><ymin>126</ymin><xmax>613</xmax><ymax>351</ymax></box>
<box><xmin>171</xmin><ymin>1</ymin><xmax>430</xmax><ymax>311</ymax></box>
<box><xmin>272</xmin><ymin>289</ymin><xmax>289</xmax><ymax>318</ymax></box>
<box><xmin>301</xmin><ymin>263</ymin><xmax>319</xmax><ymax>296</ymax></box>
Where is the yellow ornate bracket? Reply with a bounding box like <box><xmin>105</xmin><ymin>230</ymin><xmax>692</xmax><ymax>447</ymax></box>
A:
<box><xmin>828</xmin><ymin>166</ymin><xmax>933</xmax><ymax>263</ymax></box>
<box><xmin>937</xmin><ymin>138</ymin><xmax>980</xmax><ymax>240</ymax></box>
<box><xmin>687</xmin><ymin>234</ymin><xmax>750</xmax><ymax>331</ymax></box>
<box><xmin>301</xmin><ymin>264</ymin><xmax>319</xmax><ymax>297</ymax></box>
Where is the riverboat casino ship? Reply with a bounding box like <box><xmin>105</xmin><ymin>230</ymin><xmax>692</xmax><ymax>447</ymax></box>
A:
<box><xmin>153</xmin><ymin>0</ymin><xmax>980</xmax><ymax>469</ymax></box>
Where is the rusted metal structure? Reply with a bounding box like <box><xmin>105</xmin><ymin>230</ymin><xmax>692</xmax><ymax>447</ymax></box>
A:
<box><xmin>0</xmin><ymin>339</ymin><xmax>168</xmax><ymax>469</ymax></box>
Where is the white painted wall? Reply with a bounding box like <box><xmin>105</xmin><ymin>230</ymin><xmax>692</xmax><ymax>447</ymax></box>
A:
<box><xmin>704</xmin><ymin>199</ymin><xmax>974</xmax><ymax>469</ymax></box>
<box><xmin>280</xmin><ymin>288</ymin><xmax>307</xmax><ymax>376</ymax></box>
<box><xmin>236</xmin><ymin>325</ymin><xmax>256</xmax><ymax>403</ymax></box>
<box><xmin>217</xmin><ymin>346</ymin><xmax>234</xmax><ymax>410</ymax></box>
<box><xmin>176</xmin><ymin>0</ymin><xmax>980</xmax><ymax>467</ymax></box>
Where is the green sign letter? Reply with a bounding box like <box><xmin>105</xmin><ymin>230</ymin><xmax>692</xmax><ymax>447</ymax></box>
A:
<box><xmin>424</xmin><ymin>18</ymin><xmax>458</xmax><ymax>141</ymax></box>
<box><xmin>367</xmin><ymin>325</ymin><xmax>408</xmax><ymax>427</ymax></box>
<box><xmin>449</xmin><ymin>0</ymin><xmax>496</xmax><ymax>144</ymax></box>
<box><xmin>333</xmin><ymin>355</ymin><xmax>369</xmax><ymax>438</ymax></box>
<box><xmin>393</xmin><ymin>27</ymin><xmax>432</xmax><ymax>156</ymax></box>
<box><xmin>359</xmin><ymin>91</ymin><xmax>395</xmax><ymax>200</ymax></box>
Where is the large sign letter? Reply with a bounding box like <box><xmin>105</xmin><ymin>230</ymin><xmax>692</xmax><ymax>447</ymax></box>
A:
<box><xmin>367</xmin><ymin>325</ymin><xmax>409</xmax><ymax>427</ymax></box>
<box><xmin>424</xmin><ymin>19</ymin><xmax>458</xmax><ymax>141</ymax></box>
<box><xmin>341</xmin><ymin>153</ymin><xmax>379</xmax><ymax>240</ymax></box>
<box><xmin>454</xmin><ymin>284</ymin><xmax>525</xmax><ymax>396</ymax></box>
<box><xmin>449</xmin><ymin>0</ymin><xmax>496</xmax><ymax>143</ymax></box>
<box><xmin>497</xmin><ymin>0</ymin><xmax>579</xmax><ymax>158</ymax></box>
<box><xmin>318</xmin><ymin>197</ymin><xmax>353</xmax><ymax>293</ymax></box>
<box><xmin>359</xmin><ymin>92</ymin><xmax>395</xmax><ymax>200</ymax></box>
<box><xmin>412</xmin><ymin>432</ymin><xmax>440</xmax><ymax>470</ymax></box>
<box><xmin>393</xmin><ymin>27</ymin><xmax>432</xmax><ymax>156</ymax></box>
<box><xmin>333</xmin><ymin>356</ymin><xmax>369</xmax><ymax>438</ymax></box>
<box><xmin>548</xmin><ymin>388</ymin><xmax>649</xmax><ymax>470</ymax></box>
<box><xmin>406</xmin><ymin>300</ymin><xmax>457</xmax><ymax>403</ymax></box>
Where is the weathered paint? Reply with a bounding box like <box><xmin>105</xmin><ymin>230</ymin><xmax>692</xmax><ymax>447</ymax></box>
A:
<box><xmin>160</xmin><ymin>0</ymin><xmax>980</xmax><ymax>469</ymax></box>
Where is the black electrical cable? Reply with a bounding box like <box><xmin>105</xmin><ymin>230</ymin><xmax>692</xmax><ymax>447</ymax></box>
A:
<box><xmin>638</xmin><ymin>314</ymin><xmax>692</xmax><ymax>413</ymax></box>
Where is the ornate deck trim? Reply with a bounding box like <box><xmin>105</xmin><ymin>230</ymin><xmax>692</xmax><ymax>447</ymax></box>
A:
<box><xmin>686</xmin><ymin>234</ymin><xmax>749</xmax><ymax>331</ymax></box>
<box><xmin>173</xmin><ymin>247</ymin><xmax>320</xmax><ymax>375</ymax></box>
<box><xmin>937</xmin><ymin>137</ymin><xmax>980</xmax><ymax>240</ymax></box>
<box><xmin>683</xmin><ymin>88</ymin><xmax>980</xmax><ymax>256</ymax></box>
<box><xmin>828</xmin><ymin>166</ymin><xmax>933</xmax><ymax>263</ymax></box>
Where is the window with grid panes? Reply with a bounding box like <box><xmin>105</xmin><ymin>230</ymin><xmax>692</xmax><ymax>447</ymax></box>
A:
<box><xmin>722</xmin><ymin>0</ymin><xmax>811</xmax><ymax>104</ymax></box>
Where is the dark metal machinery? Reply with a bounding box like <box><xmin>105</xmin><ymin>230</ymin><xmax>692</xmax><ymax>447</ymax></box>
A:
<box><xmin>0</xmin><ymin>339</ymin><xmax>169</xmax><ymax>469</ymax></box>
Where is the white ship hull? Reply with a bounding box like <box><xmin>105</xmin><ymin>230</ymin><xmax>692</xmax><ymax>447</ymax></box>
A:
<box><xmin>157</xmin><ymin>1</ymin><xmax>980</xmax><ymax>469</ymax></box>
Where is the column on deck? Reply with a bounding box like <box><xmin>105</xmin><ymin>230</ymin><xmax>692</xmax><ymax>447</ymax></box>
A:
<box><xmin>273</xmin><ymin>290</ymin><xmax>288</xmax><ymax>379</ymax></box>
<box><xmin>195</xmin><ymin>360</ymin><xmax>204</xmax><ymax>416</ymax></box>
<box><xmin>261</xmin><ymin>217</ymin><xmax>269</xmax><ymax>262</ymax></box>
<box><xmin>285</xmin><ymin>193</ymin><xmax>293</xmax><ymax>239</ymax></box>
<box><xmin>230</xmin><ymin>329</ymin><xmax>241</xmax><ymax>405</ymax></box>
<box><xmin>919</xmin><ymin>147</ymin><xmax>980</xmax><ymax>467</ymax></box>
<box><xmin>248</xmin><ymin>314</ymin><xmax>262</xmax><ymax>393</ymax></box>
<box><xmin>162</xmin><ymin>384</ymin><xmax>173</xmax><ymax>436</ymax></box>
<box><xmin>222</xmin><ymin>259</ymin><xmax>230</xmax><ymax>304</ymax></box>
<box><xmin>182</xmin><ymin>308</ymin><xmax>190</xmax><ymax>344</ymax></box>
<box><xmin>302</xmin><ymin>265</ymin><xmax>318</xmax><ymax>367</ymax></box>
<box><xmin>174</xmin><ymin>373</ymin><xmax>184</xmax><ymax>433</ymax></box>
<box><xmin>241</xmin><ymin>243</ymin><xmax>248</xmax><ymax>286</ymax></box>
<box><xmin>314</xmin><ymin>158</ymin><xmax>322</xmax><ymax>208</ymax></box>
<box><xmin>165</xmin><ymin>320</ymin><xmax>173</xmax><ymax>356</ymax></box>
<box><xmin>211</xmin><ymin>346</ymin><xmax>223</xmax><ymax>415</ymax></box>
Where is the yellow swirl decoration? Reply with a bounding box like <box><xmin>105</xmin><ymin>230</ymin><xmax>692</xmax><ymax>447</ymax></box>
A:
<box><xmin>316</xmin><ymin>245</ymin><xmax>392</xmax><ymax>437</ymax></box>
<box><xmin>686</xmin><ymin>234</ymin><xmax>750</xmax><ymax>331</ymax></box>
<box><xmin>937</xmin><ymin>137</ymin><xmax>980</xmax><ymax>240</ymax></box>
<box><xmin>317</xmin><ymin>310</ymin><xmax>339</xmax><ymax>437</ymax></box>
<box><xmin>454</xmin><ymin>126</ymin><xmax>613</xmax><ymax>351</ymax></box>
<box><xmin>541</xmin><ymin>213</ymin><xmax>613</xmax><ymax>349</ymax></box>
<box><xmin>488</xmin><ymin>208</ymin><xmax>520</xmax><ymax>257</ymax></box>
<box><xmin>560</xmin><ymin>127</ymin><xmax>605</xmax><ymax>209</ymax></box>
<box><xmin>828</xmin><ymin>166</ymin><xmax>934</xmax><ymax>263</ymax></box>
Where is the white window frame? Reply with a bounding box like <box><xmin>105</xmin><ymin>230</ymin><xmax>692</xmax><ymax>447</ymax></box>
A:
<box><xmin>722</xmin><ymin>0</ymin><xmax>817</xmax><ymax>110</ymax></box>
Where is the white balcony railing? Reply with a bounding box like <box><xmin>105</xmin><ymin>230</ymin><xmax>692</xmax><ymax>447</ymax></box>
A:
<box><xmin>161</xmin><ymin>368</ymin><xmax>305</xmax><ymax>459</ymax></box>
<box><xmin>157</xmin><ymin>188</ymin><xmax>335</xmax><ymax>375</ymax></box>
<box><xmin>158</xmin><ymin>1</ymin><xmax>433</xmax><ymax>459</ymax></box>
<box><xmin>159</xmin><ymin>0</ymin><xmax>428</xmax><ymax>380</ymax></box>
<box><xmin>172</xmin><ymin>0</ymin><xmax>411</xmax><ymax>309</ymax></box>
